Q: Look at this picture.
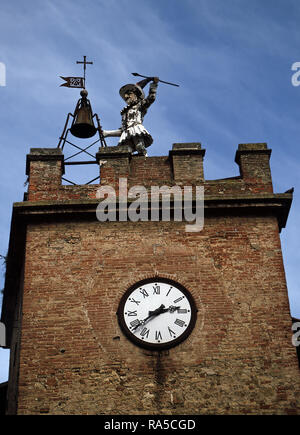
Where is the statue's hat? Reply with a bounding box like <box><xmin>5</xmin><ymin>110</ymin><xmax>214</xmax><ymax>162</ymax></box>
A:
<box><xmin>119</xmin><ymin>78</ymin><xmax>150</xmax><ymax>101</ymax></box>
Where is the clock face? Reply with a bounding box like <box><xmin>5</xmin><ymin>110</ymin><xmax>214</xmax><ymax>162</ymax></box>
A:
<box><xmin>117</xmin><ymin>278</ymin><xmax>197</xmax><ymax>350</ymax></box>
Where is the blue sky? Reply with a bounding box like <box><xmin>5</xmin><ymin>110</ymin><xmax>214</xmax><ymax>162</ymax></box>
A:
<box><xmin>1</xmin><ymin>0</ymin><xmax>300</xmax><ymax>382</ymax></box>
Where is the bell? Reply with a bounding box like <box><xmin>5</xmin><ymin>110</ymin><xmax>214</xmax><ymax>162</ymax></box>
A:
<box><xmin>70</xmin><ymin>89</ymin><xmax>97</xmax><ymax>138</ymax></box>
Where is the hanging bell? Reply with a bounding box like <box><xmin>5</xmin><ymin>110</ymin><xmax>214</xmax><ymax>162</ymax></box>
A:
<box><xmin>70</xmin><ymin>89</ymin><xmax>97</xmax><ymax>138</ymax></box>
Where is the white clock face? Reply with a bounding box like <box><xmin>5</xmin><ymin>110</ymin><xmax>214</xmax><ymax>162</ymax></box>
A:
<box><xmin>117</xmin><ymin>278</ymin><xmax>197</xmax><ymax>350</ymax></box>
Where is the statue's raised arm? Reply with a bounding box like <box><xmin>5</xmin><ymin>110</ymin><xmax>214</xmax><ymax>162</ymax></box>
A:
<box><xmin>140</xmin><ymin>76</ymin><xmax>159</xmax><ymax>110</ymax></box>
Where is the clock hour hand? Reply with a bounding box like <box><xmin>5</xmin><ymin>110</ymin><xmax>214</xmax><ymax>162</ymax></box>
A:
<box><xmin>148</xmin><ymin>304</ymin><xmax>166</xmax><ymax>317</ymax></box>
<box><xmin>148</xmin><ymin>305</ymin><xmax>180</xmax><ymax>315</ymax></box>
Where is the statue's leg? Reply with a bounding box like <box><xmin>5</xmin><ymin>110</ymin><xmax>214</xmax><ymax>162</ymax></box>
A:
<box><xmin>133</xmin><ymin>136</ymin><xmax>147</xmax><ymax>156</ymax></box>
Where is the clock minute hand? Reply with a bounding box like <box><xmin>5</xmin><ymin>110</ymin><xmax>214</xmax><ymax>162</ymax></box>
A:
<box><xmin>132</xmin><ymin>304</ymin><xmax>165</xmax><ymax>331</ymax></box>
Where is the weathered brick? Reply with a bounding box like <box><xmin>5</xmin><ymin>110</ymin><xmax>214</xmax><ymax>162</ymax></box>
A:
<box><xmin>1</xmin><ymin>143</ymin><xmax>299</xmax><ymax>415</ymax></box>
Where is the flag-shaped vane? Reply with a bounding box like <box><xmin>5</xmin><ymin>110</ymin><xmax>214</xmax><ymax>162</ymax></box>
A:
<box><xmin>60</xmin><ymin>56</ymin><xmax>93</xmax><ymax>89</ymax></box>
<box><xmin>60</xmin><ymin>76</ymin><xmax>85</xmax><ymax>88</ymax></box>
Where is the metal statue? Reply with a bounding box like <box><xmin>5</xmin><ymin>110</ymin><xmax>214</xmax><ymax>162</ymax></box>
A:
<box><xmin>103</xmin><ymin>76</ymin><xmax>160</xmax><ymax>156</ymax></box>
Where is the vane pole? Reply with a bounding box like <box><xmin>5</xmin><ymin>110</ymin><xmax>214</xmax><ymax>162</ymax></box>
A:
<box><xmin>77</xmin><ymin>56</ymin><xmax>93</xmax><ymax>88</ymax></box>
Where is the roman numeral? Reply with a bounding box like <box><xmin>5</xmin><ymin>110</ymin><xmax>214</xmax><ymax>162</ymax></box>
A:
<box><xmin>130</xmin><ymin>319</ymin><xmax>140</xmax><ymax>329</ymax></box>
<box><xmin>129</xmin><ymin>297</ymin><xmax>141</xmax><ymax>305</ymax></box>
<box><xmin>173</xmin><ymin>296</ymin><xmax>185</xmax><ymax>304</ymax></box>
<box><xmin>140</xmin><ymin>327</ymin><xmax>150</xmax><ymax>338</ymax></box>
<box><xmin>168</xmin><ymin>326</ymin><xmax>176</xmax><ymax>338</ymax></box>
<box><xmin>153</xmin><ymin>284</ymin><xmax>160</xmax><ymax>295</ymax></box>
<box><xmin>155</xmin><ymin>330</ymin><xmax>162</xmax><ymax>341</ymax></box>
<box><xmin>177</xmin><ymin>309</ymin><xmax>188</xmax><ymax>314</ymax></box>
<box><xmin>139</xmin><ymin>288</ymin><xmax>149</xmax><ymax>298</ymax></box>
<box><xmin>166</xmin><ymin>286</ymin><xmax>173</xmax><ymax>296</ymax></box>
<box><xmin>174</xmin><ymin>318</ymin><xmax>186</xmax><ymax>327</ymax></box>
<box><xmin>126</xmin><ymin>310</ymin><xmax>137</xmax><ymax>316</ymax></box>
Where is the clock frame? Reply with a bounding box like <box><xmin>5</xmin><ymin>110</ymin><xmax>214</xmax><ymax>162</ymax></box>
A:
<box><xmin>117</xmin><ymin>277</ymin><xmax>197</xmax><ymax>351</ymax></box>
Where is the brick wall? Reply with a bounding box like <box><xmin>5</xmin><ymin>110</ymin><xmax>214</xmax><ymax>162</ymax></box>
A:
<box><xmin>3</xmin><ymin>142</ymin><xmax>299</xmax><ymax>414</ymax></box>
<box><xmin>25</xmin><ymin>142</ymin><xmax>272</xmax><ymax>200</ymax></box>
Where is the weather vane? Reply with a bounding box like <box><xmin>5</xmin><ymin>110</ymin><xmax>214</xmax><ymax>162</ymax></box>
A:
<box><xmin>58</xmin><ymin>56</ymin><xmax>107</xmax><ymax>149</ymax></box>
<box><xmin>60</xmin><ymin>55</ymin><xmax>93</xmax><ymax>89</ymax></box>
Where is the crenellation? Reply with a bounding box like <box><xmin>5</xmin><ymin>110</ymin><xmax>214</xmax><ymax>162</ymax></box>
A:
<box><xmin>25</xmin><ymin>142</ymin><xmax>275</xmax><ymax>200</ymax></box>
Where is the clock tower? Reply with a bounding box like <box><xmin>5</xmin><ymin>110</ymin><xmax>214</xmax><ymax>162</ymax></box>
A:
<box><xmin>1</xmin><ymin>141</ymin><xmax>300</xmax><ymax>414</ymax></box>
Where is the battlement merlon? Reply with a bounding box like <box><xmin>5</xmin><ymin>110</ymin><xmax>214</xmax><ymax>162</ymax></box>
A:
<box><xmin>235</xmin><ymin>143</ymin><xmax>272</xmax><ymax>187</ymax></box>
